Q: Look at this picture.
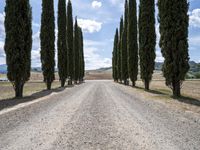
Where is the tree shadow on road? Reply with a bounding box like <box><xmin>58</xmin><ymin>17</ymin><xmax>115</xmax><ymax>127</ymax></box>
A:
<box><xmin>174</xmin><ymin>96</ymin><xmax>200</xmax><ymax>107</ymax></box>
<box><xmin>0</xmin><ymin>86</ymin><xmax>66</xmax><ymax>111</ymax></box>
<box><xmin>134</xmin><ymin>86</ymin><xmax>168</xmax><ymax>96</ymax></box>
<box><xmin>133</xmin><ymin>85</ymin><xmax>200</xmax><ymax>107</ymax></box>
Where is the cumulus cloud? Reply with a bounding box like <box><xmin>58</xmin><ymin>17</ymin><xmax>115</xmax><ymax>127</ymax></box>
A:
<box><xmin>84</xmin><ymin>40</ymin><xmax>112</xmax><ymax>70</ymax></box>
<box><xmin>189</xmin><ymin>9</ymin><xmax>200</xmax><ymax>28</ymax></box>
<box><xmin>0</xmin><ymin>13</ymin><xmax>5</xmax><ymax>40</ymax></box>
<box><xmin>92</xmin><ymin>1</ymin><xmax>102</xmax><ymax>9</ymax></box>
<box><xmin>77</xmin><ymin>19</ymin><xmax>102</xmax><ymax>33</ymax></box>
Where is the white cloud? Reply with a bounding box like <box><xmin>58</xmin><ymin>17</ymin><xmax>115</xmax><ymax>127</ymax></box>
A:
<box><xmin>92</xmin><ymin>1</ymin><xmax>102</xmax><ymax>9</ymax></box>
<box><xmin>77</xmin><ymin>18</ymin><xmax>102</xmax><ymax>33</ymax></box>
<box><xmin>84</xmin><ymin>40</ymin><xmax>112</xmax><ymax>70</ymax></box>
<box><xmin>0</xmin><ymin>13</ymin><xmax>5</xmax><ymax>40</ymax></box>
<box><xmin>156</xmin><ymin>51</ymin><xmax>164</xmax><ymax>62</ymax></box>
<box><xmin>189</xmin><ymin>9</ymin><xmax>200</xmax><ymax>28</ymax></box>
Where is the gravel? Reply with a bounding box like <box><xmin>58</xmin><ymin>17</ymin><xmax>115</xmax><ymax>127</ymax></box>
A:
<box><xmin>0</xmin><ymin>80</ymin><xmax>199</xmax><ymax>150</ymax></box>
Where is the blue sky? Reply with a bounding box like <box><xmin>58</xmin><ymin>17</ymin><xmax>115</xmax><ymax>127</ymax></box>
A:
<box><xmin>0</xmin><ymin>0</ymin><xmax>200</xmax><ymax>70</ymax></box>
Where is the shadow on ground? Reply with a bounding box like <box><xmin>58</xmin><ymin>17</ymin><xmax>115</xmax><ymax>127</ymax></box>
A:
<box><xmin>0</xmin><ymin>87</ymin><xmax>67</xmax><ymax>111</ymax></box>
<box><xmin>132</xmin><ymin>85</ymin><xmax>200</xmax><ymax>107</ymax></box>
<box><xmin>175</xmin><ymin>96</ymin><xmax>200</xmax><ymax>107</ymax></box>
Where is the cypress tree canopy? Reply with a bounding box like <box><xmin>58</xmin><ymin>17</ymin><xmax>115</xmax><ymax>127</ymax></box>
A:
<box><xmin>139</xmin><ymin>0</ymin><xmax>156</xmax><ymax>90</ymax></box>
<box><xmin>121</xmin><ymin>0</ymin><xmax>129</xmax><ymax>85</ymax></box>
<box><xmin>67</xmin><ymin>0</ymin><xmax>74</xmax><ymax>84</ymax></box>
<box><xmin>112</xmin><ymin>28</ymin><xmax>119</xmax><ymax>81</ymax></box>
<box><xmin>128</xmin><ymin>0</ymin><xmax>138</xmax><ymax>87</ymax></box>
<box><xmin>158</xmin><ymin>0</ymin><xmax>190</xmax><ymax>97</ymax></box>
<box><xmin>118</xmin><ymin>17</ymin><xmax>123</xmax><ymax>83</ymax></box>
<box><xmin>40</xmin><ymin>0</ymin><xmax>55</xmax><ymax>90</ymax></box>
<box><xmin>74</xmin><ymin>18</ymin><xmax>80</xmax><ymax>83</ymax></box>
<box><xmin>79</xmin><ymin>27</ymin><xmax>85</xmax><ymax>82</ymax></box>
<box><xmin>4</xmin><ymin>0</ymin><xmax>32</xmax><ymax>97</ymax></box>
<box><xmin>57</xmin><ymin>0</ymin><xmax>68</xmax><ymax>87</ymax></box>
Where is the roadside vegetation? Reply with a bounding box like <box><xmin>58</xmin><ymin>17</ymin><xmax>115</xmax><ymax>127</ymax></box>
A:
<box><xmin>4</xmin><ymin>0</ymin><xmax>85</xmax><ymax>98</ymax></box>
<box><xmin>112</xmin><ymin>0</ymin><xmax>190</xmax><ymax>98</ymax></box>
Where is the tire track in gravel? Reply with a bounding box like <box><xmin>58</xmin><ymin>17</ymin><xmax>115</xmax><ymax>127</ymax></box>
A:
<box><xmin>0</xmin><ymin>82</ymin><xmax>94</xmax><ymax>150</ymax></box>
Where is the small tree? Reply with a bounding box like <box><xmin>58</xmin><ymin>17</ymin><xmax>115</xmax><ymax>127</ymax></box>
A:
<box><xmin>67</xmin><ymin>0</ymin><xmax>74</xmax><ymax>85</ymax></box>
<box><xmin>118</xmin><ymin>17</ymin><xmax>123</xmax><ymax>83</ymax></box>
<box><xmin>112</xmin><ymin>28</ymin><xmax>119</xmax><ymax>82</ymax></box>
<box><xmin>40</xmin><ymin>0</ymin><xmax>55</xmax><ymax>90</ymax></box>
<box><xmin>74</xmin><ymin>18</ymin><xmax>80</xmax><ymax>84</ymax></box>
<box><xmin>139</xmin><ymin>0</ymin><xmax>156</xmax><ymax>90</ymax></box>
<box><xmin>4</xmin><ymin>0</ymin><xmax>32</xmax><ymax>98</ymax></box>
<box><xmin>158</xmin><ymin>0</ymin><xmax>190</xmax><ymax>97</ymax></box>
<box><xmin>128</xmin><ymin>0</ymin><xmax>138</xmax><ymax>87</ymax></box>
<box><xmin>121</xmin><ymin>0</ymin><xmax>129</xmax><ymax>85</ymax></box>
<box><xmin>79</xmin><ymin>27</ymin><xmax>85</xmax><ymax>82</ymax></box>
<box><xmin>57</xmin><ymin>0</ymin><xmax>68</xmax><ymax>87</ymax></box>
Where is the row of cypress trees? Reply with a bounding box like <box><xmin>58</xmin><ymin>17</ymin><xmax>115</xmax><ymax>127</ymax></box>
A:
<box><xmin>112</xmin><ymin>0</ymin><xmax>139</xmax><ymax>86</ymax></box>
<box><xmin>112</xmin><ymin>0</ymin><xmax>189</xmax><ymax>97</ymax></box>
<box><xmin>4</xmin><ymin>0</ymin><xmax>85</xmax><ymax>98</ymax></box>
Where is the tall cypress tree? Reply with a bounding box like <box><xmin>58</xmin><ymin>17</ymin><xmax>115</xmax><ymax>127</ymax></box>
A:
<box><xmin>158</xmin><ymin>0</ymin><xmax>190</xmax><ymax>97</ymax></box>
<box><xmin>139</xmin><ymin>0</ymin><xmax>156</xmax><ymax>90</ymax></box>
<box><xmin>79</xmin><ymin>27</ymin><xmax>85</xmax><ymax>82</ymax></box>
<box><xmin>121</xmin><ymin>0</ymin><xmax>129</xmax><ymax>85</ymax></box>
<box><xmin>67</xmin><ymin>0</ymin><xmax>74</xmax><ymax>85</ymax></box>
<box><xmin>40</xmin><ymin>0</ymin><xmax>55</xmax><ymax>90</ymax></box>
<box><xmin>57</xmin><ymin>0</ymin><xmax>67</xmax><ymax>87</ymax></box>
<box><xmin>112</xmin><ymin>28</ymin><xmax>119</xmax><ymax>82</ymax></box>
<box><xmin>4</xmin><ymin>0</ymin><xmax>32</xmax><ymax>98</ymax></box>
<box><xmin>128</xmin><ymin>0</ymin><xmax>138</xmax><ymax>87</ymax></box>
<box><xmin>74</xmin><ymin>18</ymin><xmax>80</xmax><ymax>84</ymax></box>
<box><xmin>118</xmin><ymin>17</ymin><xmax>123</xmax><ymax>83</ymax></box>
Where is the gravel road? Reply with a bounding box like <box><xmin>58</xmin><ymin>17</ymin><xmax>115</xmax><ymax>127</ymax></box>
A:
<box><xmin>0</xmin><ymin>80</ymin><xmax>199</xmax><ymax>150</ymax></box>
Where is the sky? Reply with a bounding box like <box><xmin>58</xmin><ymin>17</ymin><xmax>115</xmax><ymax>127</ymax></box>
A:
<box><xmin>0</xmin><ymin>0</ymin><xmax>200</xmax><ymax>70</ymax></box>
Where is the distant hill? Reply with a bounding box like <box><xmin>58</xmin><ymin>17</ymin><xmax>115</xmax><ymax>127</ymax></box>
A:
<box><xmin>155</xmin><ymin>61</ymin><xmax>200</xmax><ymax>72</ymax></box>
<box><xmin>93</xmin><ymin>61</ymin><xmax>200</xmax><ymax>72</ymax></box>
<box><xmin>0</xmin><ymin>64</ymin><xmax>7</xmax><ymax>73</ymax></box>
<box><xmin>1</xmin><ymin>61</ymin><xmax>200</xmax><ymax>74</ymax></box>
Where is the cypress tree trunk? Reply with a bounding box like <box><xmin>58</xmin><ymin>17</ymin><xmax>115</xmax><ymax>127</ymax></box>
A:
<box><xmin>172</xmin><ymin>81</ymin><xmax>181</xmax><ymax>97</ymax></box>
<box><xmin>5</xmin><ymin>0</ymin><xmax>32</xmax><ymax>98</ymax></box>
<box><xmin>47</xmin><ymin>80</ymin><xmax>52</xmax><ymax>90</ymax></box>
<box><xmin>15</xmin><ymin>82</ymin><xmax>24</xmax><ymax>98</ymax></box>
<box><xmin>158</xmin><ymin>0</ymin><xmax>190</xmax><ymax>97</ymax></box>
<box><xmin>40</xmin><ymin>0</ymin><xmax>55</xmax><ymax>90</ymax></box>
<box><xmin>128</xmin><ymin>0</ymin><xmax>138</xmax><ymax>87</ymax></box>
<box><xmin>139</xmin><ymin>0</ymin><xmax>156</xmax><ymax>91</ymax></box>
<box><xmin>67</xmin><ymin>0</ymin><xmax>74</xmax><ymax>85</ymax></box>
<box><xmin>57</xmin><ymin>0</ymin><xmax>67</xmax><ymax>88</ymax></box>
<box><xmin>144</xmin><ymin>79</ymin><xmax>149</xmax><ymax>91</ymax></box>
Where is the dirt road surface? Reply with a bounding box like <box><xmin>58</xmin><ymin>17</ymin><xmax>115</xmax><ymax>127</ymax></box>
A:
<box><xmin>0</xmin><ymin>81</ymin><xmax>199</xmax><ymax>150</ymax></box>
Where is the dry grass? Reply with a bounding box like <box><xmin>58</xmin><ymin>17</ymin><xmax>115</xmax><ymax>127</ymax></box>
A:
<box><xmin>0</xmin><ymin>81</ymin><xmax>60</xmax><ymax>100</ymax></box>
<box><xmin>135</xmin><ymin>80</ymin><xmax>200</xmax><ymax>100</ymax></box>
<box><xmin>85</xmin><ymin>71</ymin><xmax>112</xmax><ymax>80</ymax></box>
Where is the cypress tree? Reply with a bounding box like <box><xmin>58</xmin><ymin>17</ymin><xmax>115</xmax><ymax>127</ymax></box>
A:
<box><xmin>74</xmin><ymin>18</ymin><xmax>80</xmax><ymax>84</ymax></box>
<box><xmin>118</xmin><ymin>17</ymin><xmax>123</xmax><ymax>83</ymax></box>
<box><xmin>4</xmin><ymin>0</ymin><xmax>32</xmax><ymax>98</ymax></box>
<box><xmin>128</xmin><ymin>0</ymin><xmax>138</xmax><ymax>87</ymax></box>
<box><xmin>67</xmin><ymin>0</ymin><xmax>74</xmax><ymax>85</ymax></box>
<box><xmin>57</xmin><ymin>0</ymin><xmax>67</xmax><ymax>87</ymax></box>
<box><xmin>121</xmin><ymin>0</ymin><xmax>129</xmax><ymax>85</ymax></box>
<box><xmin>79</xmin><ymin>27</ymin><xmax>85</xmax><ymax>82</ymax></box>
<box><xmin>158</xmin><ymin>0</ymin><xmax>190</xmax><ymax>97</ymax></box>
<box><xmin>40</xmin><ymin>0</ymin><xmax>55</xmax><ymax>90</ymax></box>
<box><xmin>139</xmin><ymin>0</ymin><xmax>156</xmax><ymax>90</ymax></box>
<box><xmin>112</xmin><ymin>28</ymin><xmax>119</xmax><ymax>82</ymax></box>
